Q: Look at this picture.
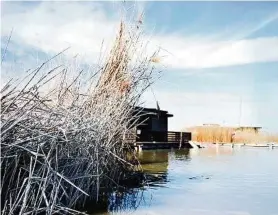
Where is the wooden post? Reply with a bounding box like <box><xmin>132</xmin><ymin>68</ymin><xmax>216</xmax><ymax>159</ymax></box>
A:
<box><xmin>179</xmin><ymin>132</ymin><xmax>183</xmax><ymax>149</ymax></box>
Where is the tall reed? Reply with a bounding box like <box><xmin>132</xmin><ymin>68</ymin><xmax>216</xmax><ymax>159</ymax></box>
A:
<box><xmin>187</xmin><ymin>126</ymin><xmax>278</xmax><ymax>143</ymax></box>
<box><xmin>188</xmin><ymin>126</ymin><xmax>234</xmax><ymax>143</ymax></box>
<box><xmin>1</xmin><ymin>18</ymin><xmax>159</xmax><ymax>214</ymax></box>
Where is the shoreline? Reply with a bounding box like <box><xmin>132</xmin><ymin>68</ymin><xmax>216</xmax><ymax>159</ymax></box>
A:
<box><xmin>193</xmin><ymin>141</ymin><xmax>278</xmax><ymax>148</ymax></box>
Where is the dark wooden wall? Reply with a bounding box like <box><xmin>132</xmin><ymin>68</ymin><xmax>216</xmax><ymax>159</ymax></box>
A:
<box><xmin>136</xmin><ymin>113</ymin><xmax>169</xmax><ymax>142</ymax></box>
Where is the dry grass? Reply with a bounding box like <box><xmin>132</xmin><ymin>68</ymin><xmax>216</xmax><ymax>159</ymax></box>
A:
<box><xmin>232</xmin><ymin>131</ymin><xmax>278</xmax><ymax>143</ymax></box>
<box><xmin>187</xmin><ymin>126</ymin><xmax>278</xmax><ymax>144</ymax></box>
<box><xmin>1</xmin><ymin>17</ymin><xmax>160</xmax><ymax>215</ymax></box>
<box><xmin>187</xmin><ymin>126</ymin><xmax>234</xmax><ymax>143</ymax></box>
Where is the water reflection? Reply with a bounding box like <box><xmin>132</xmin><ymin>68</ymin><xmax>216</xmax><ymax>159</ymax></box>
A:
<box><xmin>107</xmin><ymin>188</ymin><xmax>146</xmax><ymax>214</ymax></box>
<box><xmin>137</xmin><ymin>149</ymin><xmax>170</xmax><ymax>187</ymax></box>
<box><xmin>84</xmin><ymin>187</ymin><xmax>147</xmax><ymax>215</ymax></box>
<box><xmin>91</xmin><ymin>147</ymin><xmax>278</xmax><ymax>215</ymax></box>
<box><xmin>138</xmin><ymin>149</ymin><xmax>193</xmax><ymax>187</ymax></box>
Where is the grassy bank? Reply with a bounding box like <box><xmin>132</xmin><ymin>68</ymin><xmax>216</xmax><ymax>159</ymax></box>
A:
<box><xmin>1</xmin><ymin>18</ymin><xmax>159</xmax><ymax>214</ymax></box>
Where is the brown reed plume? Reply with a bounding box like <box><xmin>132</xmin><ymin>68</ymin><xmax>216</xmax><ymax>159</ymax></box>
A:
<box><xmin>1</xmin><ymin>17</ymin><xmax>160</xmax><ymax>215</ymax></box>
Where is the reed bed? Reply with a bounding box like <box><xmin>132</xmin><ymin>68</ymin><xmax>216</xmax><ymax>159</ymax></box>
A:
<box><xmin>232</xmin><ymin>131</ymin><xmax>278</xmax><ymax>143</ymax></box>
<box><xmin>188</xmin><ymin>126</ymin><xmax>278</xmax><ymax>143</ymax></box>
<box><xmin>188</xmin><ymin>126</ymin><xmax>234</xmax><ymax>143</ymax></box>
<box><xmin>1</xmin><ymin>18</ymin><xmax>159</xmax><ymax>214</ymax></box>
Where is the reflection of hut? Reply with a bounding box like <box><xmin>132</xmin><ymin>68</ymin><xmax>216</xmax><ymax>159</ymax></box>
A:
<box><xmin>138</xmin><ymin>150</ymin><xmax>169</xmax><ymax>164</ymax></box>
<box><xmin>173</xmin><ymin>149</ymin><xmax>190</xmax><ymax>160</ymax></box>
<box><xmin>138</xmin><ymin>150</ymin><xmax>169</xmax><ymax>177</ymax></box>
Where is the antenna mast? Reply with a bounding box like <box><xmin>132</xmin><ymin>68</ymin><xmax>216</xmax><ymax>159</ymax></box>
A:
<box><xmin>238</xmin><ymin>96</ymin><xmax>242</xmax><ymax>127</ymax></box>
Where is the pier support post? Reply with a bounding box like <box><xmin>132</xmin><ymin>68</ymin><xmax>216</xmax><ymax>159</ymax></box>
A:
<box><xmin>179</xmin><ymin>132</ymin><xmax>183</xmax><ymax>149</ymax></box>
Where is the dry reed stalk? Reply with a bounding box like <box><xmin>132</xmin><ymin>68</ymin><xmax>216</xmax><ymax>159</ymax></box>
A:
<box><xmin>232</xmin><ymin>131</ymin><xmax>278</xmax><ymax>143</ymax></box>
<box><xmin>1</xmin><ymin>17</ymin><xmax>160</xmax><ymax>214</ymax></box>
<box><xmin>188</xmin><ymin>126</ymin><xmax>234</xmax><ymax>143</ymax></box>
<box><xmin>188</xmin><ymin>126</ymin><xmax>278</xmax><ymax>144</ymax></box>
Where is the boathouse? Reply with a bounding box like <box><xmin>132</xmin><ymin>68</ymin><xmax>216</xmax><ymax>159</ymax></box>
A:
<box><xmin>125</xmin><ymin>107</ymin><xmax>192</xmax><ymax>147</ymax></box>
<box><xmin>134</xmin><ymin>106</ymin><xmax>173</xmax><ymax>142</ymax></box>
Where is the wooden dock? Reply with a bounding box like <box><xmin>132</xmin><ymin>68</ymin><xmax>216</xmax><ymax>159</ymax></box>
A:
<box><xmin>212</xmin><ymin>142</ymin><xmax>278</xmax><ymax>149</ymax></box>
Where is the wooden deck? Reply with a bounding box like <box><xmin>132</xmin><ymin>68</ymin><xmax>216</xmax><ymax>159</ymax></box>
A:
<box><xmin>134</xmin><ymin>141</ymin><xmax>192</xmax><ymax>150</ymax></box>
<box><xmin>127</xmin><ymin>131</ymin><xmax>193</xmax><ymax>150</ymax></box>
<box><xmin>226</xmin><ymin>143</ymin><xmax>277</xmax><ymax>148</ymax></box>
<box><xmin>203</xmin><ymin>142</ymin><xmax>278</xmax><ymax>149</ymax></box>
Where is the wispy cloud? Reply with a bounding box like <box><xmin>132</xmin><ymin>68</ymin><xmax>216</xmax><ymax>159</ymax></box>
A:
<box><xmin>141</xmin><ymin>90</ymin><xmax>258</xmax><ymax>130</ymax></box>
<box><xmin>1</xmin><ymin>1</ymin><xmax>278</xmax><ymax>131</ymax></box>
<box><xmin>2</xmin><ymin>1</ymin><xmax>278</xmax><ymax>71</ymax></box>
<box><xmin>1</xmin><ymin>2</ymin><xmax>120</xmax><ymax>63</ymax></box>
<box><xmin>152</xmin><ymin>36</ymin><xmax>278</xmax><ymax>69</ymax></box>
<box><xmin>239</xmin><ymin>11</ymin><xmax>278</xmax><ymax>39</ymax></box>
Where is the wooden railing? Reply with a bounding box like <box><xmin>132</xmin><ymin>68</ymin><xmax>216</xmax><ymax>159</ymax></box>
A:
<box><xmin>168</xmin><ymin>131</ymin><xmax>191</xmax><ymax>143</ymax></box>
<box><xmin>124</xmin><ymin>130</ymin><xmax>191</xmax><ymax>143</ymax></box>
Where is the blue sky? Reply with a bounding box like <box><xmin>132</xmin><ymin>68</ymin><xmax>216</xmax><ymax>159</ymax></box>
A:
<box><xmin>1</xmin><ymin>1</ymin><xmax>278</xmax><ymax>132</ymax></box>
<box><xmin>145</xmin><ymin>2</ymin><xmax>278</xmax><ymax>38</ymax></box>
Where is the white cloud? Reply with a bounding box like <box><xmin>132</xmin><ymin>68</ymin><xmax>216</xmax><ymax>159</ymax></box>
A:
<box><xmin>1</xmin><ymin>1</ymin><xmax>276</xmax><ymax>131</ymax></box>
<box><xmin>149</xmin><ymin>35</ymin><xmax>278</xmax><ymax>69</ymax></box>
<box><xmin>1</xmin><ymin>2</ymin><xmax>120</xmax><ymax>63</ymax></box>
<box><xmin>2</xmin><ymin>1</ymin><xmax>278</xmax><ymax>71</ymax></box>
<box><xmin>141</xmin><ymin>90</ymin><xmax>258</xmax><ymax>131</ymax></box>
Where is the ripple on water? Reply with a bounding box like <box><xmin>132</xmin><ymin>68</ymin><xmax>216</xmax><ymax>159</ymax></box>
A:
<box><xmin>92</xmin><ymin>148</ymin><xmax>278</xmax><ymax>215</ymax></box>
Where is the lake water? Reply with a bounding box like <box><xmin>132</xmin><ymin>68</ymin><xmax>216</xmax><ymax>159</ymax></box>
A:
<box><xmin>93</xmin><ymin>146</ymin><xmax>278</xmax><ymax>215</ymax></box>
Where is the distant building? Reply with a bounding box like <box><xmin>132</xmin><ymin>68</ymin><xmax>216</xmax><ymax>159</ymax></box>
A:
<box><xmin>235</xmin><ymin>126</ymin><xmax>262</xmax><ymax>133</ymax></box>
<box><xmin>202</xmin><ymin>123</ymin><xmax>220</xmax><ymax>127</ymax></box>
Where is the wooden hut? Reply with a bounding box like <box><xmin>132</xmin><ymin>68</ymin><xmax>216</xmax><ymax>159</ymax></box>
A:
<box><xmin>133</xmin><ymin>107</ymin><xmax>174</xmax><ymax>142</ymax></box>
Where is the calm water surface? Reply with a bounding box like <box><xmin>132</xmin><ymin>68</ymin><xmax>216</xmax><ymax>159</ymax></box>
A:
<box><xmin>95</xmin><ymin>146</ymin><xmax>278</xmax><ymax>215</ymax></box>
